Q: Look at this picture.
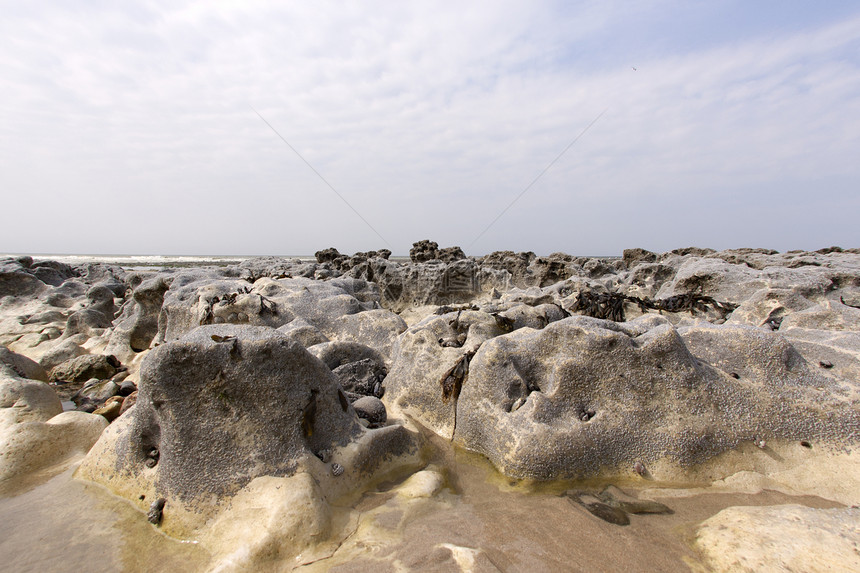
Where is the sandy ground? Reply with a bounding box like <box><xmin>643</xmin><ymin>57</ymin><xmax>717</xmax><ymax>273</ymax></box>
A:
<box><xmin>0</xmin><ymin>435</ymin><xmax>849</xmax><ymax>573</ymax></box>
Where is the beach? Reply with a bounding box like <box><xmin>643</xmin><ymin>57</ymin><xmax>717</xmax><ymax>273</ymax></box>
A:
<box><xmin>1</xmin><ymin>244</ymin><xmax>858</xmax><ymax>572</ymax></box>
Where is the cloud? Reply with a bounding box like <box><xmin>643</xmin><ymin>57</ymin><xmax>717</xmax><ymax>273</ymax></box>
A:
<box><xmin>1</xmin><ymin>1</ymin><xmax>858</xmax><ymax>255</ymax></box>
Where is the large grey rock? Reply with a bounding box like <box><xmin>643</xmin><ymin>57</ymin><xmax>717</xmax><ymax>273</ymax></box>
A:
<box><xmin>151</xmin><ymin>275</ymin><xmax>381</xmax><ymax>349</ymax></box>
<box><xmin>389</xmin><ymin>313</ymin><xmax>859</xmax><ymax>481</ymax></box>
<box><xmin>76</xmin><ymin>324</ymin><xmax>422</xmax><ymax>536</ymax></box>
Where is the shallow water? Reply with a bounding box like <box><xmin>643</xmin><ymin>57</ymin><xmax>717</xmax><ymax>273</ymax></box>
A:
<box><xmin>0</xmin><ymin>440</ymin><xmax>844</xmax><ymax>573</ymax></box>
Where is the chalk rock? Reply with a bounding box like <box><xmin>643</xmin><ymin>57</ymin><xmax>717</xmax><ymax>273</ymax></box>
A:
<box><xmin>385</xmin><ymin>310</ymin><xmax>508</xmax><ymax>440</ymax></box>
<box><xmin>277</xmin><ymin>317</ymin><xmax>329</xmax><ymax>348</ymax></box>
<box><xmin>332</xmin><ymin>358</ymin><xmax>386</xmax><ymax>397</ymax></box>
<box><xmin>677</xmin><ymin>322</ymin><xmax>826</xmax><ymax>389</ymax></box>
<box><xmin>696</xmin><ymin>505</ymin><xmax>860</xmax><ymax>573</ymax></box>
<box><xmin>0</xmin><ymin>259</ymin><xmax>47</xmax><ymax>298</ymax></box>
<box><xmin>49</xmin><ymin>354</ymin><xmax>121</xmax><ymax>383</ymax></box>
<box><xmin>37</xmin><ymin>338</ymin><xmax>86</xmax><ymax>371</ymax></box>
<box><xmin>391</xmin><ymin>313</ymin><xmax>859</xmax><ymax>480</ymax></box>
<box><xmin>76</xmin><ymin>324</ymin><xmax>422</xmax><ymax>536</ymax></box>
<box><xmin>0</xmin><ymin>364</ymin><xmax>62</xmax><ymax>430</ymax></box>
<box><xmin>105</xmin><ymin>276</ymin><xmax>171</xmax><ymax>361</ymax></box>
<box><xmin>0</xmin><ymin>346</ymin><xmax>48</xmax><ymax>382</ymax></box>
<box><xmin>0</xmin><ymin>410</ymin><xmax>107</xmax><ymax>484</ymax></box>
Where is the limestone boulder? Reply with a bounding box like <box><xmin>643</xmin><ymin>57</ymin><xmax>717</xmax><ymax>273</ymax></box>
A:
<box><xmin>276</xmin><ymin>317</ymin><xmax>329</xmax><ymax>347</ymax></box>
<box><xmin>0</xmin><ymin>364</ymin><xmax>62</xmax><ymax>430</ymax></box>
<box><xmin>385</xmin><ymin>310</ymin><xmax>508</xmax><ymax>440</ymax></box>
<box><xmin>696</xmin><ymin>505</ymin><xmax>860</xmax><ymax>573</ymax></box>
<box><xmin>75</xmin><ymin>324</ymin><xmax>423</xmax><ymax>536</ymax></box>
<box><xmin>0</xmin><ymin>410</ymin><xmax>107</xmax><ymax>485</ymax></box>
<box><xmin>0</xmin><ymin>346</ymin><xmax>48</xmax><ymax>382</ymax></box>
<box><xmin>49</xmin><ymin>354</ymin><xmax>121</xmax><ymax>383</ymax></box>
<box><xmin>105</xmin><ymin>275</ymin><xmax>171</xmax><ymax>361</ymax></box>
<box><xmin>389</xmin><ymin>312</ymin><xmax>859</xmax><ymax>481</ymax></box>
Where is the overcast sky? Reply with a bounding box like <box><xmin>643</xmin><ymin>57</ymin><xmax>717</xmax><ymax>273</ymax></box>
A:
<box><xmin>2</xmin><ymin>1</ymin><xmax>859</xmax><ymax>256</ymax></box>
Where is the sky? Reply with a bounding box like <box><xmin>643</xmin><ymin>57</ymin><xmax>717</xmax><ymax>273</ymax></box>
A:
<box><xmin>1</xmin><ymin>1</ymin><xmax>859</xmax><ymax>257</ymax></box>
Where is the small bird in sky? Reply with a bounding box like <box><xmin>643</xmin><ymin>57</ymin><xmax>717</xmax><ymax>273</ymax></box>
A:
<box><xmin>632</xmin><ymin>66</ymin><xmax>637</xmax><ymax>71</ymax></box>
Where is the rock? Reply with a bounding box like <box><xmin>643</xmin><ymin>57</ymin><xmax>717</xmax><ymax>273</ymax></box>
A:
<box><xmin>92</xmin><ymin>397</ymin><xmax>123</xmax><ymax>422</ymax></box>
<box><xmin>105</xmin><ymin>276</ymin><xmax>171</xmax><ymax>361</ymax></box>
<box><xmin>84</xmin><ymin>284</ymin><xmax>117</xmax><ymax>319</ymax></box>
<box><xmin>622</xmin><ymin>248</ymin><xmax>658</xmax><ymax>266</ymax></box>
<box><xmin>50</xmin><ymin>354</ymin><xmax>121</xmax><ymax>383</ymax></box>
<box><xmin>0</xmin><ymin>346</ymin><xmax>48</xmax><ymax>381</ymax></box>
<box><xmin>277</xmin><ymin>318</ymin><xmax>329</xmax><ymax>348</ymax></box>
<box><xmin>0</xmin><ymin>410</ymin><xmax>107</xmax><ymax>484</ymax></box>
<box><xmin>409</xmin><ymin>240</ymin><xmax>440</xmax><ymax>263</ymax></box>
<box><xmin>201</xmin><ymin>473</ymin><xmax>334</xmax><ymax>570</ymax></box>
<box><xmin>118</xmin><ymin>379</ymin><xmax>137</xmax><ymax>396</ymax></box>
<box><xmin>352</xmin><ymin>396</ymin><xmax>386</xmax><ymax>425</ymax></box>
<box><xmin>37</xmin><ymin>338</ymin><xmax>86</xmax><ymax>371</ymax></box>
<box><xmin>60</xmin><ymin>308</ymin><xmax>112</xmax><ymax>339</ymax></box>
<box><xmin>387</xmin><ymin>313</ymin><xmax>860</xmax><ymax>480</ymax></box>
<box><xmin>678</xmin><ymin>322</ymin><xmax>825</xmax><ymax>388</ymax></box>
<box><xmin>76</xmin><ymin>324</ymin><xmax>423</xmax><ymax>536</ymax></box>
<box><xmin>0</xmin><ymin>364</ymin><xmax>63</xmax><ymax>430</ymax></box>
<box><xmin>385</xmin><ymin>310</ymin><xmax>508</xmax><ymax>440</ymax></box>
<box><xmin>327</xmin><ymin>309</ymin><xmax>407</xmax><ymax>361</ymax></box>
<box><xmin>310</xmin><ymin>341</ymin><xmax>387</xmax><ymax>372</ymax></box>
<box><xmin>0</xmin><ymin>264</ymin><xmax>47</xmax><ymax>298</ymax></box>
<box><xmin>332</xmin><ymin>358</ymin><xmax>386</xmax><ymax>396</ymax></box>
<box><xmin>696</xmin><ymin>505</ymin><xmax>860</xmax><ymax>572</ymax></box>
<box><xmin>497</xmin><ymin>303</ymin><xmax>568</xmax><ymax>331</ymax></box>
<box><xmin>28</xmin><ymin>260</ymin><xmax>76</xmax><ymax>286</ymax></box>
<box><xmin>71</xmin><ymin>379</ymin><xmax>120</xmax><ymax>406</ymax></box>
<box><xmin>477</xmin><ymin>251</ymin><xmax>536</xmax><ymax>288</ymax></box>
<box><xmin>119</xmin><ymin>390</ymin><xmax>137</xmax><ymax>415</ymax></box>
<box><xmin>396</xmin><ymin>468</ymin><xmax>446</xmax><ymax>499</ymax></box>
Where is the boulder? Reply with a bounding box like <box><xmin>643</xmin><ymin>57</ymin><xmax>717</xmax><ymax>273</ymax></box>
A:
<box><xmin>0</xmin><ymin>346</ymin><xmax>48</xmax><ymax>381</ymax></box>
<box><xmin>49</xmin><ymin>354</ymin><xmax>121</xmax><ymax>383</ymax></box>
<box><xmin>0</xmin><ymin>364</ymin><xmax>62</xmax><ymax>430</ymax></box>
<box><xmin>71</xmin><ymin>378</ymin><xmax>119</xmax><ymax>406</ymax></box>
<box><xmin>332</xmin><ymin>358</ymin><xmax>386</xmax><ymax>397</ymax></box>
<box><xmin>409</xmin><ymin>239</ymin><xmax>440</xmax><ymax>263</ymax></box>
<box><xmin>388</xmin><ymin>312</ymin><xmax>859</xmax><ymax>481</ymax></box>
<box><xmin>105</xmin><ymin>276</ymin><xmax>171</xmax><ymax>361</ymax></box>
<box><xmin>622</xmin><ymin>248</ymin><xmax>658</xmax><ymax>266</ymax></box>
<box><xmin>353</xmin><ymin>396</ymin><xmax>387</xmax><ymax>426</ymax></box>
<box><xmin>384</xmin><ymin>310</ymin><xmax>508</xmax><ymax>440</ymax></box>
<box><xmin>76</xmin><ymin>324</ymin><xmax>423</xmax><ymax>537</ymax></box>
<box><xmin>37</xmin><ymin>338</ymin><xmax>86</xmax><ymax>371</ymax></box>
<box><xmin>0</xmin><ymin>410</ymin><xmax>107</xmax><ymax>485</ymax></box>
<box><xmin>696</xmin><ymin>505</ymin><xmax>860</xmax><ymax>573</ymax></box>
<box><xmin>277</xmin><ymin>318</ymin><xmax>330</xmax><ymax>347</ymax></box>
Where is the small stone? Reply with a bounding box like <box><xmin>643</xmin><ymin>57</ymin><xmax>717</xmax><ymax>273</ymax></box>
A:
<box><xmin>633</xmin><ymin>461</ymin><xmax>646</xmax><ymax>476</ymax></box>
<box><xmin>118</xmin><ymin>379</ymin><xmax>137</xmax><ymax>396</ymax></box>
<box><xmin>331</xmin><ymin>462</ymin><xmax>344</xmax><ymax>477</ymax></box>
<box><xmin>147</xmin><ymin>498</ymin><xmax>166</xmax><ymax>524</ymax></box>
<box><xmin>819</xmin><ymin>361</ymin><xmax>833</xmax><ymax>369</ymax></box>
<box><xmin>800</xmin><ymin>440</ymin><xmax>812</xmax><ymax>448</ymax></box>
<box><xmin>352</xmin><ymin>396</ymin><xmax>387</xmax><ymax>425</ymax></box>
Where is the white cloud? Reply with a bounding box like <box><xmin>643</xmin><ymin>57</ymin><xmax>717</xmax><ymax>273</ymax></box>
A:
<box><xmin>1</xmin><ymin>1</ymin><xmax>858</xmax><ymax>255</ymax></box>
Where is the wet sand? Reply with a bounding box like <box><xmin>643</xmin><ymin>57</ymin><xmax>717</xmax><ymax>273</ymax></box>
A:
<box><xmin>0</xmin><ymin>439</ymin><xmax>844</xmax><ymax>573</ymax></box>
